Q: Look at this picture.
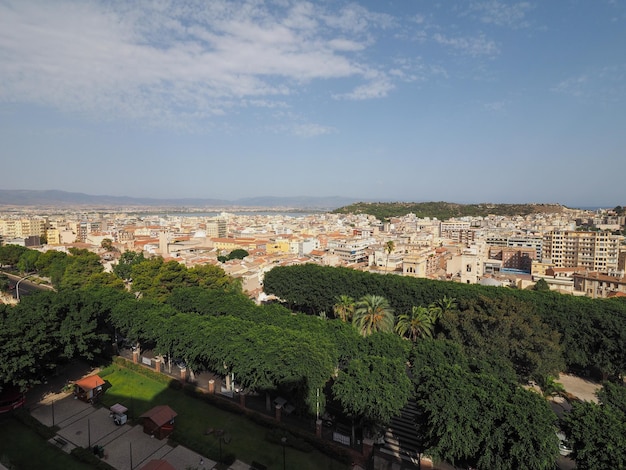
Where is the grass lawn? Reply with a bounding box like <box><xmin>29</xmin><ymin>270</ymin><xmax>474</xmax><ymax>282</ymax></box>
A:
<box><xmin>99</xmin><ymin>364</ymin><xmax>350</xmax><ymax>470</ymax></box>
<box><xmin>0</xmin><ymin>415</ymin><xmax>93</xmax><ymax>470</ymax></box>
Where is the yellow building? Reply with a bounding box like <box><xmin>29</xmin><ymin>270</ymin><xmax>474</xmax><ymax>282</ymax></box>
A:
<box><xmin>266</xmin><ymin>238</ymin><xmax>292</xmax><ymax>255</ymax></box>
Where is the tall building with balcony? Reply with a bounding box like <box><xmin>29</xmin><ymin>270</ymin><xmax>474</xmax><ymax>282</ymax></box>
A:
<box><xmin>543</xmin><ymin>231</ymin><xmax>623</xmax><ymax>272</ymax></box>
<box><xmin>206</xmin><ymin>218</ymin><xmax>227</xmax><ymax>238</ymax></box>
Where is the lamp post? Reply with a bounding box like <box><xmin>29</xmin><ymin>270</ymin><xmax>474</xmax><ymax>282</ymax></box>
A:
<box><xmin>281</xmin><ymin>437</ymin><xmax>287</xmax><ymax>470</ymax></box>
<box><xmin>15</xmin><ymin>272</ymin><xmax>35</xmax><ymax>302</ymax></box>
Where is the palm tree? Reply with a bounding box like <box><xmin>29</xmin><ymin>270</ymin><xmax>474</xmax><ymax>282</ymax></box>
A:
<box><xmin>333</xmin><ymin>295</ymin><xmax>355</xmax><ymax>322</ymax></box>
<box><xmin>352</xmin><ymin>295</ymin><xmax>395</xmax><ymax>336</ymax></box>
<box><xmin>429</xmin><ymin>295</ymin><xmax>457</xmax><ymax>321</ymax></box>
<box><xmin>394</xmin><ymin>305</ymin><xmax>435</xmax><ymax>341</ymax></box>
<box><xmin>385</xmin><ymin>240</ymin><xmax>395</xmax><ymax>271</ymax></box>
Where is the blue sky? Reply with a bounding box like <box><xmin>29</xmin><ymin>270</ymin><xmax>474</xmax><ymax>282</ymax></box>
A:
<box><xmin>1</xmin><ymin>0</ymin><xmax>625</xmax><ymax>207</ymax></box>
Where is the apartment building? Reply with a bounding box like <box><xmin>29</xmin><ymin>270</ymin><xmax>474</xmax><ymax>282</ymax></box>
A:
<box><xmin>205</xmin><ymin>219</ymin><xmax>227</xmax><ymax>238</ymax></box>
<box><xmin>543</xmin><ymin>231</ymin><xmax>623</xmax><ymax>272</ymax></box>
<box><xmin>439</xmin><ymin>221</ymin><xmax>476</xmax><ymax>244</ymax></box>
<box><xmin>488</xmin><ymin>247</ymin><xmax>536</xmax><ymax>273</ymax></box>
<box><xmin>0</xmin><ymin>217</ymin><xmax>46</xmax><ymax>238</ymax></box>
<box><xmin>328</xmin><ymin>238</ymin><xmax>373</xmax><ymax>265</ymax></box>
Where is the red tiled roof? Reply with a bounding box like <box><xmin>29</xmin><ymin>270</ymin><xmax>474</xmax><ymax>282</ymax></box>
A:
<box><xmin>74</xmin><ymin>375</ymin><xmax>105</xmax><ymax>391</ymax></box>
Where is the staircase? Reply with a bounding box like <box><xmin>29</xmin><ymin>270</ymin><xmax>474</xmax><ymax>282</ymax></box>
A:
<box><xmin>379</xmin><ymin>399</ymin><xmax>422</xmax><ymax>466</ymax></box>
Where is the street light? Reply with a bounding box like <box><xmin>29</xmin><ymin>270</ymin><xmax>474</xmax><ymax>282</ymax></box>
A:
<box><xmin>15</xmin><ymin>272</ymin><xmax>35</xmax><ymax>301</ymax></box>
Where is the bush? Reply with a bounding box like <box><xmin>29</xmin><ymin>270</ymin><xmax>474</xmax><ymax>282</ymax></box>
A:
<box><xmin>70</xmin><ymin>447</ymin><xmax>116</xmax><ymax>470</ymax></box>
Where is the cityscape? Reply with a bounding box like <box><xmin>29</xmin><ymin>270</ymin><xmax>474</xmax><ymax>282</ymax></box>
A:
<box><xmin>1</xmin><ymin>198</ymin><xmax>625</xmax><ymax>301</ymax></box>
<box><xmin>2</xmin><ymin>0</ymin><xmax>626</xmax><ymax>469</ymax></box>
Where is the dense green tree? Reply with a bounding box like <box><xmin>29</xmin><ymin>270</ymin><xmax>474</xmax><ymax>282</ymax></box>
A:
<box><xmin>0</xmin><ymin>245</ymin><xmax>29</xmax><ymax>268</ymax></box>
<box><xmin>437</xmin><ymin>295</ymin><xmax>564</xmax><ymax>382</ymax></box>
<box><xmin>562</xmin><ymin>396</ymin><xmax>626</xmax><ymax>469</ymax></box>
<box><xmin>188</xmin><ymin>263</ymin><xmax>240</xmax><ymax>292</ymax></box>
<box><xmin>113</xmin><ymin>251</ymin><xmax>146</xmax><ymax>281</ymax></box>
<box><xmin>228</xmin><ymin>249</ymin><xmax>249</xmax><ymax>260</ymax></box>
<box><xmin>0</xmin><ymin>295</ymin><xmax>61</xmax><ymax>389</ymax></box>
<box><xmin>352</xmin><ymin>295</ymin><xmax>395</xmax><ymax>336</ymax></box>
<box><xmin>35</xmin><ymin>249</ymin><xmax>69</xmax><ymax>286</ymax></box>
<box><xmin>413</xmin><ymin>339</ymin><xmax>559</xmax><ymax>470</ymax></box>
<box><xmin>17</xmin><ymin>249</ymin><xmax>40</xmax><ymax>273</ymax></box>
<box><xmin>59</xmin><ymin>248</ymin><xmax>104</xmax><ymax>290</ymax></box>
<box><xmin>332</xmin><ymin>355</ymin><xmax>412</xmax><ymax>442</ymax></box>
<box><xmin>49</xmin><ymin>290</ymin><xmax>110</xmax><ymax>360</ymax></box>
<box><xmin>533</xmin><ymin>278</ymin><xmax>550</xmax><ymax>292</ymax></box>
<box><xmin>0</xmin><ymin>274</ymin><xmax>9</xmax><ymax>292</ymax></box>
<box><xmin>101</xmin><ymin>238</ymin><xmax>114</xmax><ymax>251</ymax></box>
<box><xmin>597</xmin><ymin>381</ymin><xmax>626</xmax><ymax>414</ymax></box>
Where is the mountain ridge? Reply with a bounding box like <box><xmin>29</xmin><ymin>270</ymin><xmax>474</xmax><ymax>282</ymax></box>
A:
<box><xmin>0</xmin><ymin>189</ymin><xmax>360</xmax><ymax>210</ymax></box>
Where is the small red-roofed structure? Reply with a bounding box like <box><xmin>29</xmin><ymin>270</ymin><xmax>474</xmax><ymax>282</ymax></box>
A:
<box><xmin>139</xmin><ymin>405</ymin><xmax>177</xmax><ymax>439</ymax></box>
<box><xmin>73</xmin><ymin>375</ymin><xmax>105</xmax><ymax>403</ymax></box>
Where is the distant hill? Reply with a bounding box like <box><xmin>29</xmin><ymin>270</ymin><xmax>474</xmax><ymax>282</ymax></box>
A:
<box><xmin>0</xmin><ymin>190</ymin><xmax>358</xmax><ymax>210</ymax></box>
<box><xmin>332</xmin><ymin>201</ymin><xmax>569</xmax><ymax>220</ymax></box>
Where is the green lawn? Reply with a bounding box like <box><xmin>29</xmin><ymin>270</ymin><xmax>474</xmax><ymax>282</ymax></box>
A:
<box><xmin>0</xmin><ymin>416</ymin><xmax>93</xmax><ymax>470</ymax></box>
<box><xmin>99</xmin><ymin>364</ymin><xmax>349</xmax><ymax>470</ymax></box>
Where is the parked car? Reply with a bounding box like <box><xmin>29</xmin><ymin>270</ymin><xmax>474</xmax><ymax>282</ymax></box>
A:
<box><xmin>557</xmin><ymin>431</ymin><xmax>573</xmax><ymax>456</ymax></box>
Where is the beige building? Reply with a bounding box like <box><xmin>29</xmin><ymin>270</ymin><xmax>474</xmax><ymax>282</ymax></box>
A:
<box><xmin>0</xmin><ymin>218</ymin><xmax>46</xmax><ymax>238</ymax></box>
<box><xmin>573</xmin><ymin>271</ymin><xmax>626</xmax><ymax>298</ymax></box>
<box><xmin>543</xmin><ymin>231</ymin><xmax>623</xmax><ymax>272</ymax></box>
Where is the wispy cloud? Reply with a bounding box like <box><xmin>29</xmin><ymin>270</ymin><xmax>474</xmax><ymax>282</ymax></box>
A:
<box><xmin>465</xmin><ymin>1</ymin><xmax>534</xmax><ymax>29</ymax></box>
<box><xmin>552</xmin><ymin>65</ymin><xmax>626</xmax><ymax>103</ymax></box>
<box><xmin>333</xmin><ymin>75</ymin><xmax>394</xmax><ymax>100</ymax></box>
<box><xmin>0</xmin><ymin>0</ymin><xmax>396</xmax><ymax>132</ymax></box>
<box><xmin>483</xmin><ymin>100</ymin><xmax>509</xmax><ymax>112</ymax></box>
<box><xmin>292</xmin><ymin>123</ymin><xmax>336</xmax><ymax>137</ymax></box>
<box><xmin>432</xmin><ymin>32</ymin><xmax>500</xmax><ymax>57</ymax></box>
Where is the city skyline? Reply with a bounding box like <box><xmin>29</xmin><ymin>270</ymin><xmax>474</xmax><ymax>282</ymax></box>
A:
<box><xmin>1</xmin><ymin>0</ymin><xmax>625</xmax><ymax>207</ymax></box>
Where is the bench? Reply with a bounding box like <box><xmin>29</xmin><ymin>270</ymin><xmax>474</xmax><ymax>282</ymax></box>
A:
<box><xmin>53</xmin><ymin>436</ymin><xmax>68</xmax><ymax>447</ymax></box>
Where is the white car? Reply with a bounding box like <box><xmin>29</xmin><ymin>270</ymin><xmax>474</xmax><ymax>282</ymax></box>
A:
<box><xmin>557</xmin><ymin>431</ymin><xmax>573</xmax><ymax>456</ymax></box>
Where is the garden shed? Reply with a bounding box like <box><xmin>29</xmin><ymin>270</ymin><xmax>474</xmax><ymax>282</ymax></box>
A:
<box><xmin>73</xmin><ymin>375</ymin><xmax>105</xmax><ymax>403</ymax></box>
<box><xmin>139</xmin><ymin>405</ymin><xmax>177</xmax><ymax>439</ymax></box>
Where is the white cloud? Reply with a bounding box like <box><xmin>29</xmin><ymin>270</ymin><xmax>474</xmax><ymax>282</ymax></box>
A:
<box><xmin>333</xmin><ymin>75</ymin><xmax>394</xmax><ymax>100</ymax></box>
<box><xmin>0</xmin><ymin>0</ymin><xmax>397</xmax><ymax>129</ymax></box>
<box><xmin>433</xmin><ymin>32</ymin><xmax>500</xmax><ymax>57</ymax></box>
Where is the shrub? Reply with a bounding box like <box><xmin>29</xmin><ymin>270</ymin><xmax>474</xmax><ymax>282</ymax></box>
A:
<box><xmin>70</xmin><ymin>447</ymin><xmax>116</xmax><ymax>470</ymax></box>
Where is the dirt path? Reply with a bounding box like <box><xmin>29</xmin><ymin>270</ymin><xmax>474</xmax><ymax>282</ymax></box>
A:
<box><xmin>556</xmin><ymin>373</ymin><xmax>600</xmax><ymax>403</ymax></box>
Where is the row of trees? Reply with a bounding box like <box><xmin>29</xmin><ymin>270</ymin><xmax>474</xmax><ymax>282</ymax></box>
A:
<box><xmin>0</xmin><ymin>247</ymin><xmax>413</xmax><ymax>436</ymax></box>
<box><xmin>263</xmin><ymin>264</ymin><xmax>626</xmax><ymax>381</ymax></box>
